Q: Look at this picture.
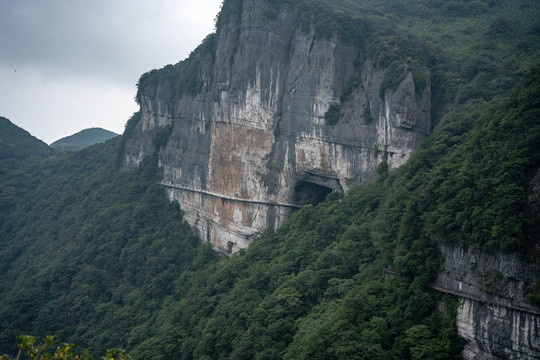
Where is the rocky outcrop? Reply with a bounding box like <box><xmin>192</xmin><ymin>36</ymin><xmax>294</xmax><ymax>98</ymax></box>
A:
<box><xmin>123</xmin><ymin>0</ymin><xmax>431</xmax><ymax>254</ymax></box>
<box><xmin>433</xmin><ymin>244</ymin><xmax>540</xmax><ymax>359</ymax></box>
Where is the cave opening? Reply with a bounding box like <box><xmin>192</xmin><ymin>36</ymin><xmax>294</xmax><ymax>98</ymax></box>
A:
<box><xmin>294</xmin><ymin>180</ymin><xmax>334</xmax><ymax>206</ymax></box>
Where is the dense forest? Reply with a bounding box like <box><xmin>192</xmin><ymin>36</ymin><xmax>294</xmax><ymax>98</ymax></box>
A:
<box><xmin>1</xmin><ymin>0</ymin><xmax>540</xmax><ymax>359</ymax></box>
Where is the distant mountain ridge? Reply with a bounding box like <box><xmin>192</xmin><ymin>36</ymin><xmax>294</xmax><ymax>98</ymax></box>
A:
<box><xmin>50</xmin><ymin>128</ymin><xmax>118</xmax><ymax>152</ymax></box>
<box><xmin>0</xmin><ymin>116</ymin><xmax>54</xmax><ymax>160</ymax></box>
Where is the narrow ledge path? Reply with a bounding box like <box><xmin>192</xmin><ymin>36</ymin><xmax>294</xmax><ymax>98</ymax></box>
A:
<box><xmin>158</xmin><ymin>181</ymin><xmax>303</xmax><ymax>209</ymax></box>
<box><xmin>430</xmin><ymin>284</ymin><xmax>540</xmax><ymax>316</ymax></box>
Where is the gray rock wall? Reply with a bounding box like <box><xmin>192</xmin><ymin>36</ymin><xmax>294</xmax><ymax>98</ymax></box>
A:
<box><xmin>123</xmin><ymin>0</ymin><xmax>431</xmax><ymax>254</ymax></box>
<box><xmin>433</xmin><ymin>244</ymin><xmax>540</xmax><ymax>359</ymax></box>
<box><xmin>121</xmin><ymin>2</ymin><xmax>539</xmax><ymax>359</ymax></box>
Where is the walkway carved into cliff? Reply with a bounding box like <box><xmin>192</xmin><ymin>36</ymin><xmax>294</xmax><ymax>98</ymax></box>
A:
<box><xmin>158</xmin><ymin>181</ymin><xmax>303</xmax><ymax>209</ymax></box>
<box><xmin>430</xmin><ymin>284</ymin><xmax>540</xmax><ymax>316</ymax></box>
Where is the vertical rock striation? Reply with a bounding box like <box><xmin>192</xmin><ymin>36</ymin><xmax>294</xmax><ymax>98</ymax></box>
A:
<box><xmin>433</xmin><ymin>244</ymin><xmax>540</xmax><ymax>359</ymax></box>
<box><xmin>121</xmin><ymin>2</ymin><xmax>539</xmax><ymax>358</ymax></box>
<box><xmin>123</xmin><ymin>0</ymin><xmax>431</xmax><ymax>254</ymax></box>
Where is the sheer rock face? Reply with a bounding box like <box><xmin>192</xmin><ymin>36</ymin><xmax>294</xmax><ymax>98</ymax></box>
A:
<box><xmin>123</xmin><ymin>0</ymin><xmax>431</xmax><ymax>254</ymax></box>
<box><xmin>433</xmin><ymin>244</ymin><xmax>540</xmax><ymax>359</ymax></box>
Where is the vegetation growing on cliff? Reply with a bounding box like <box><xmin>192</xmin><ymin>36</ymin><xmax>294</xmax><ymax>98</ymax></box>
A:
<box><xmin>126</xmin><ymin>66</ymin><xmax>539</xmax><ymax>359</ymax></box>
<box><xmin>135</xmin><ymin>33</ymin><xmax>217</xmax><ymax>104</ymax></box>
<box><xmin>1</xmin><ymin>0</ymin><xmax>540</xmax><ymax>359</ymax></box>
<box><xmin>1</xmin><ymin>65</ymin><xmax>538</xmax><ymax>358</ymax></box>
<box><xmin>143</xmin><ymin>0</ymin><xmax>539</xmax><ymax>131</ymax></box>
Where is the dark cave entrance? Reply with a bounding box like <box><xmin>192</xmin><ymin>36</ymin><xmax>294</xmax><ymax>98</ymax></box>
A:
<box><xmin>293</xmin><ymin>180</ymin><xmax>335</xmax><ymax>206</ymax></box>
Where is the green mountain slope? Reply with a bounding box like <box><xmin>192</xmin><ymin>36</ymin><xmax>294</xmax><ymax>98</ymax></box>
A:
<box><xmin>0</xmin><ymin>139</ymin><xmax>220</xmax><ymax>355</ymax></box>
<box><xmin>0</xmin><ymin>0</ymin><xmax>539</xmax><ymax>359</ymax></box>
<box><xmin>50</xmin><ymin>128</ymin><xmax>118</xmax><ymax>152</ymax></box>
<box><xmin>0</xmin><ymin>117</ymin><xmax>53</xmax><ymax>161</ymax></box>
<box><xmin>0</xmin><ymin>116</ymin><xmax>55</xmax><ymax>227</ymax></box>
<box><xmin>127</xmin><ymin>65</ymin><xmax>540</xmax><ymax>360</ymax></box>
<box><xmin>2</xmin><ymin>64</ymin><xmax>536</xmax><ymax>359</ymax></box>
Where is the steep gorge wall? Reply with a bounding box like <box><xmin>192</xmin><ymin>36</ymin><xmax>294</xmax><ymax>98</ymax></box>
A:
<box><xmin>433</xmin><ymin>244</ymin><xmax>540</xmax><ymax>359</ymax></box>
<box><xmin>121</xmin><ymin>1</ymin><xmax>540</xmax><ymax>357</ymax></box>
<box><xmin>123</xmin><ymin>0</ymin><xmax>431</xmax><ymax>254</ymax></box>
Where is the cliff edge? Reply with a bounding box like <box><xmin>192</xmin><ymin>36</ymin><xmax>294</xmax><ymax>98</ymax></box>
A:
<box><xmin>123</xmin><ymin>0</ymin><xmax>431</xmax><ymax>254</ymax></box>
<box><xmin>433</xmin><ymin>244</ymin><xmax>540</xmax><ymax>359</ymax></box>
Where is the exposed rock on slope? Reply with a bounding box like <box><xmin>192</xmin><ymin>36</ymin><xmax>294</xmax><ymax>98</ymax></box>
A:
<box><xmin>123</xmin><ymin>0</ymin><xmax>431</xmax><ymax>254</ymax></box>
<box><xmin>433</xmin><ymin>244</ymin><xmax>540</xmax><ymax>359</ymax></box>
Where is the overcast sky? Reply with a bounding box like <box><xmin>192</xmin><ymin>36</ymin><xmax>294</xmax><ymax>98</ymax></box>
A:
<box><xmin>0</xmin><ymin>0</ymin><xmax>222</xmax><ymax>144</ymax></box>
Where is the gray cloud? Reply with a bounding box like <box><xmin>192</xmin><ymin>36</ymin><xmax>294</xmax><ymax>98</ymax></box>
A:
<box><xmin>0</xmin><ymin>0</ymin><xmax>221</xmax><ymax>143</ymax></box>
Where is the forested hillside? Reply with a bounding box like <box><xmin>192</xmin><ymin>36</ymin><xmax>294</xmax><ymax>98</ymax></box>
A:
<box><xmin>128</xmin><ymin>65</ymin><xmax>540</xmax><ymax>360</ymax></box>
<box><xmin>0</xmin><ymin>117</ymin><xmax>55</xmax><ymax>231</ymax></box>
<box><xmin>0</xmin><ymin>133</ymin><xmax>220</xmax><ymax>356</ymax></box>
<box><xmin>0</xmin><ymin>117</ymin><xmax>53</xmax><ymax>161</ymax></box>
<box><xmin>1</xmin><ymin>0</ymin><xmax>539</xmax><ymax>359</ymax></box>
<box><xmin>50</xmin><ymin>128</ymin><xmax>118</xmax><ymax>152</ymax></box>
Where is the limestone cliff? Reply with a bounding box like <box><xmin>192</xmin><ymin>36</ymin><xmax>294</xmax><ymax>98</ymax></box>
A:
<box><xmin>433</xmin><ymin>244</ymin><xmax>540</xmax><ymax>359</ymax></box>
<box><xmin>123</xmin><ymin>0</ymin><xmax>431</xmax><ymax>254</ymax></box>
<box><xmin>121</xmin><ymin>1</ymin><xmax>540</xmax><ymax>358</ymax></box>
